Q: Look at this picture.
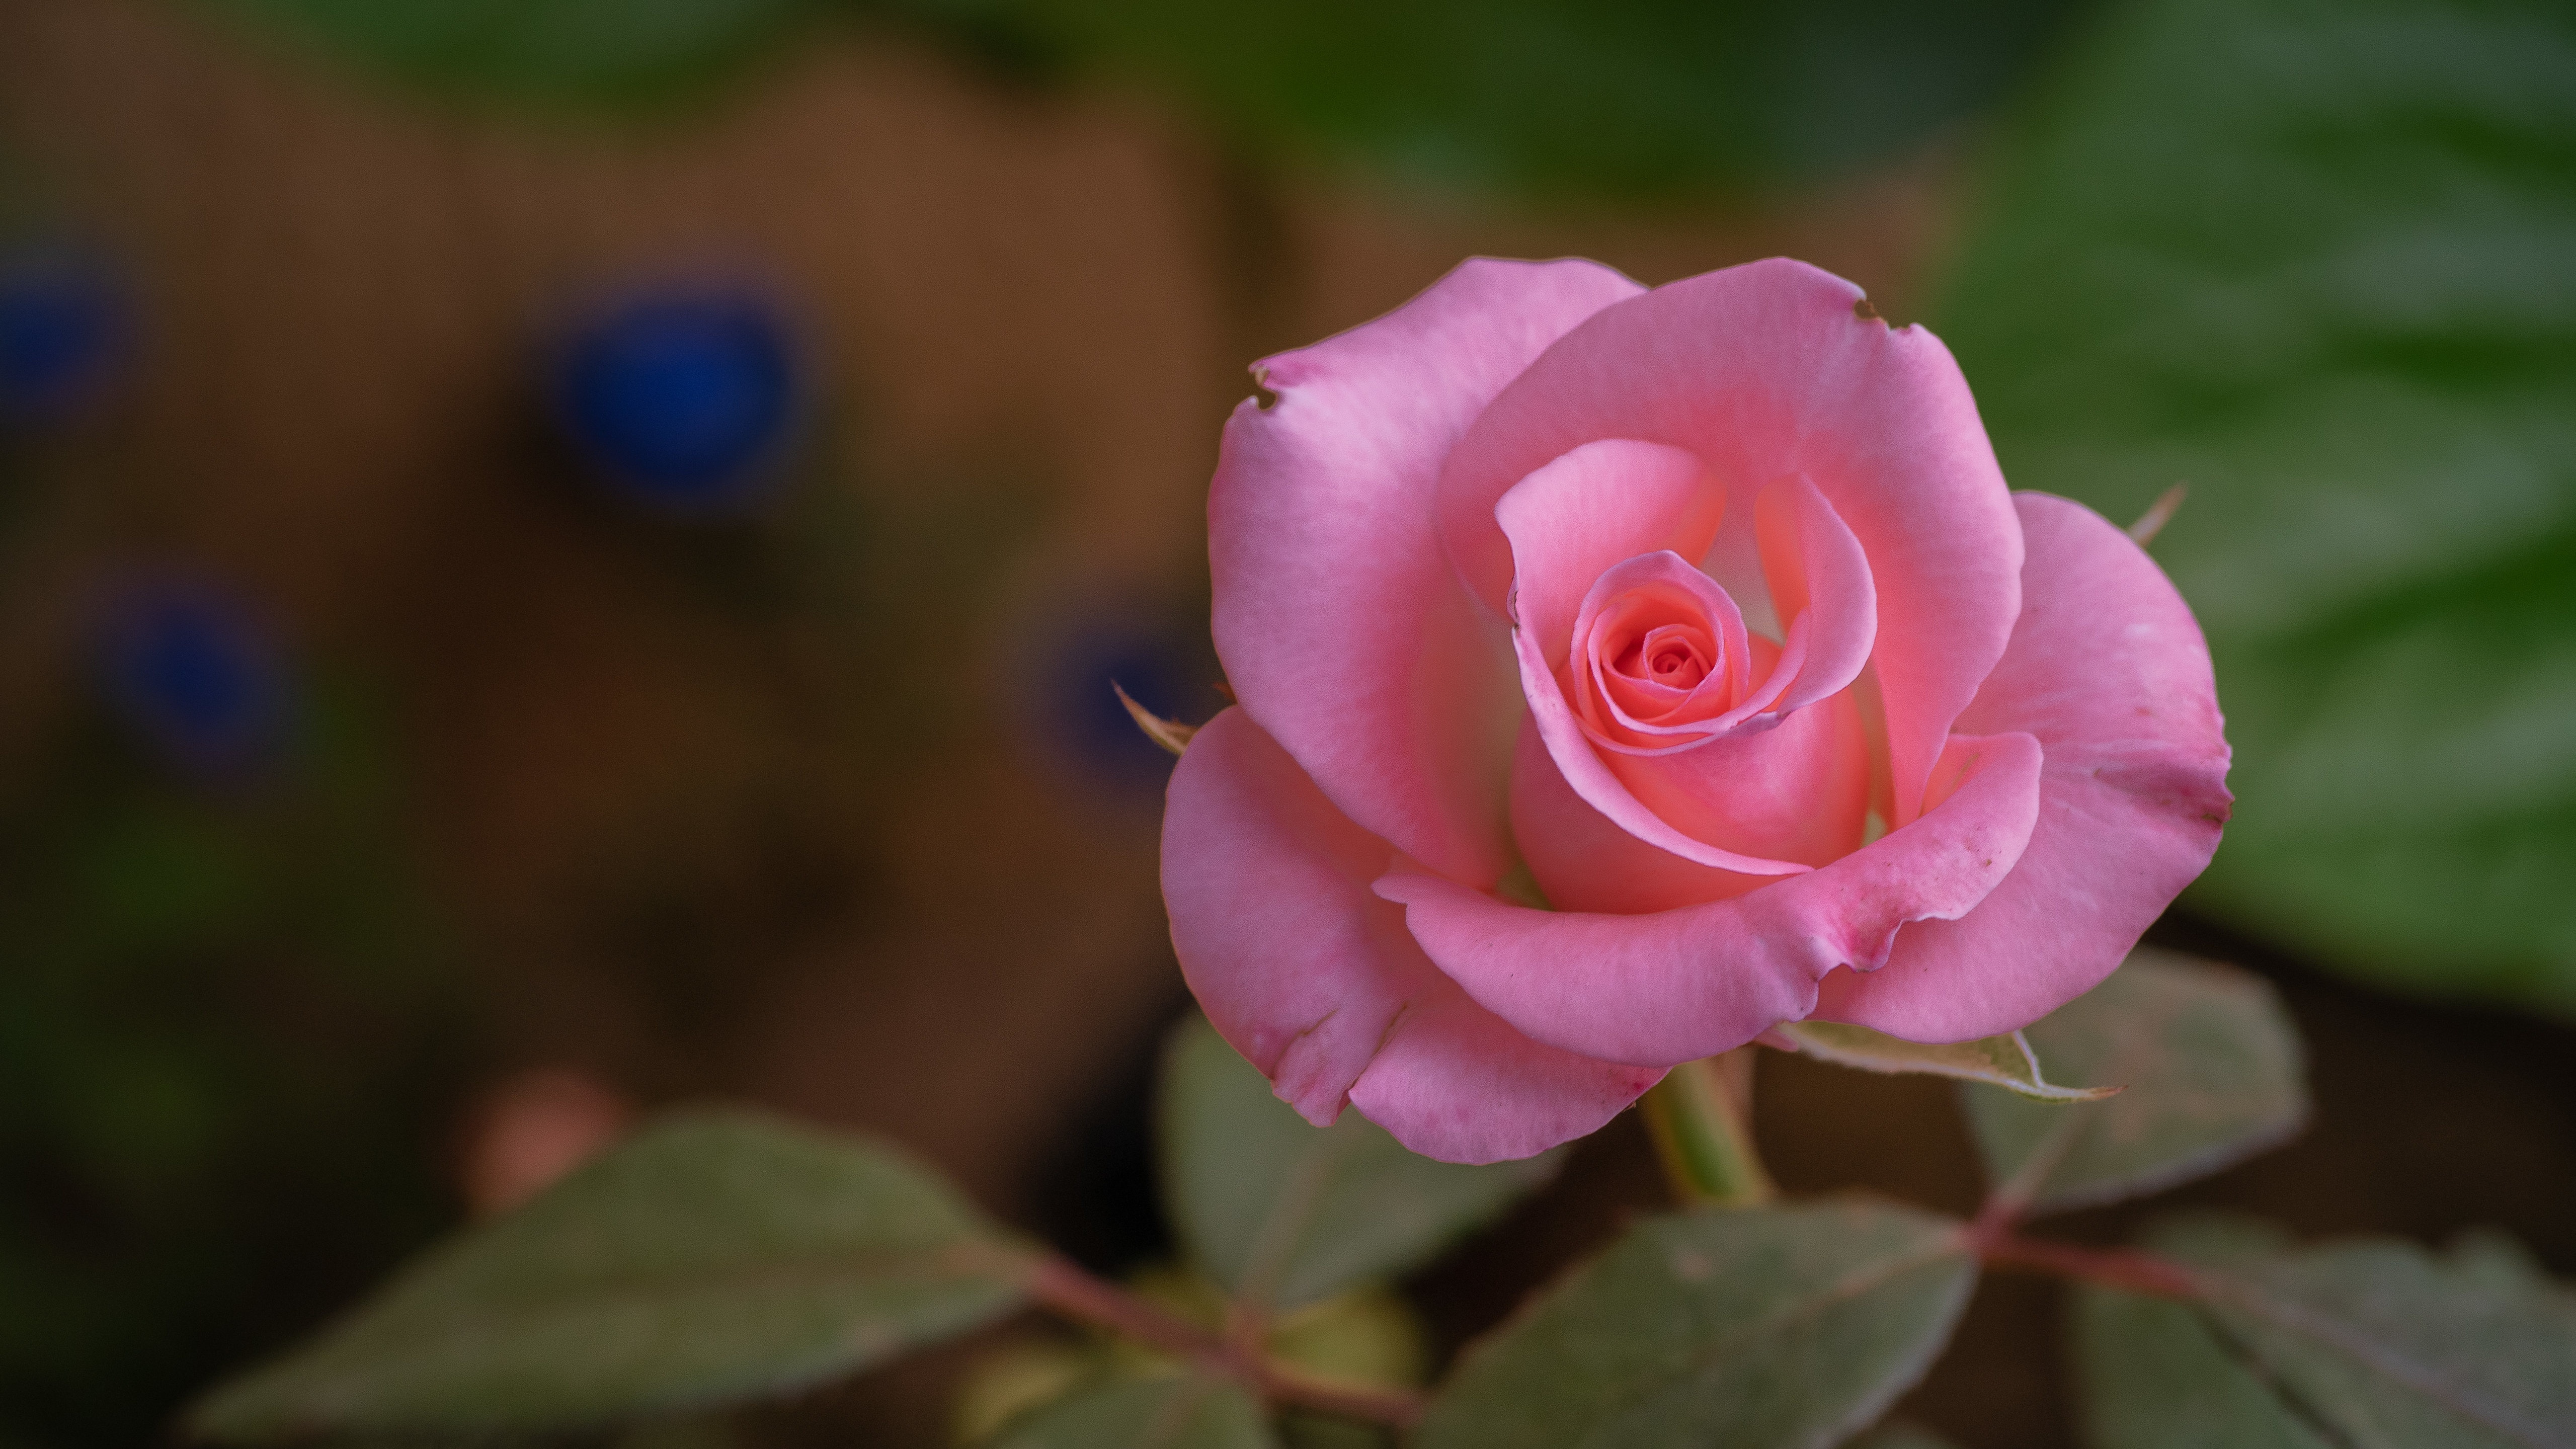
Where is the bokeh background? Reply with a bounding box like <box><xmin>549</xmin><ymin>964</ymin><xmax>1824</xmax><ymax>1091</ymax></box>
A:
<box><xmin>1</xmin><ymin>0</ymin><xmax>2569</xmax><ymax>1444</ymax></box>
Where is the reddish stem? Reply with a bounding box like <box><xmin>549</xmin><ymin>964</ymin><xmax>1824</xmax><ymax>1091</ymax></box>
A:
<box><xmin>1970</xmin><ymin>1227</ymin><xmax>2205</xmax><ymax>1301</ymax></box>
<box><xmin>1024</xmin><ymin>1255</ymin><xmax>1425</xmax><ymax>1428</ymax></box>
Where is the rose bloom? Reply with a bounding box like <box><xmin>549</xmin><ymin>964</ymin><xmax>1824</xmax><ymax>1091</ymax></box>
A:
<box><xmin>1161</xmin><ymin>258</ymin><xmax>2230</xmax><ymax>1164</ymax></box>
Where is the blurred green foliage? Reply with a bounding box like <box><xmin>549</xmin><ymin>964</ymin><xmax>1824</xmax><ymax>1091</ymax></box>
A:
<box><xmin>194</xmin><ymin>0</ymin><xmax>819</xmax><ymax>108</ymax></box>
<box><xmin>0</xmin><ymin>684</ymin><xmax>469</xmax><ymax>1447</ymax></box>
<box><xmin>898</xmin><ymin>0</ymin><xmax>2088</xmax><ymax>194</ymax></box>
<box><xmin>1936</xmin><ymin>0</ymin><xmax>2576</xmax><ymax>1014</ymax></box>
<box><xmin>188</xmin><ymin>0</ymin><xmax>2089</xmax><ymax>194</ymax></box>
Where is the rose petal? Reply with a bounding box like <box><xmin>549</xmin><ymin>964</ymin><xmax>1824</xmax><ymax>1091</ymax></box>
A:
<box><xmin>1571</xmin><ymin>552</ymin><xmax>1752</xmax><ymax>745</ymax></box>
<box><xmin>1380</xmin><ymin>730</ymin><xmax>2045</xmax><ymax>1067</ymax></box>
<box><xmin>1163</xmin><ymin>708</ymin><xmax>1413</xmax><ymax>1123</ymax></box>
<box><xmin>1750</xmin><ymin>472</ymin><xmax>1877</xmax><ymax>718</ymax></box>
<box><xmin>1510</xmin><ymin>719</ymin><xmax>1774</xmax><ymax>915</ymax></box>
<box><xmin>1515</xmin><ymin>565</ymin><xmax>1813</xmax><ymax>877</ymax></box>
<box><xmin>1599</xmin><ymin>685</ymin><xmax>1871</xmax><ymax>867</ymax></box>
<box><xmin>1437</xmin><ymin>258</ymin><xmax>2022</xmax><ymax>828</ymax></box>
<box><xmin>1594</xmin><ymin>621</ymin><xmax>1732</xmax><ymax>727</ymax></box>
<box><xmin>1165</xmin><ymin>706</ymin><xmax>1659</xmax><ymax>1160</ymax></box>
<box><xmin>1572</xmin><ymin>471</ymin><xmax>1876</xmax><ymax>749</ymax></box>
<box><xmin>1812</xmin><ymin>494</ymin><xmax>2232</xmax><ymax>1040</ymax></box>
<box><xmin>1214</xmin><ymin>257</ymin><xmax>1643</xmax><ymax>888</ymax></box>
<box><xmin>1349</xmin><ymin>979</ymin><xmax>1664</xmax><ymax>1165</ymax></box>
<box><xmin>1493</xmin><ymin>437</ymin><xmax>1724</xmax><ymax>673</ymax></box>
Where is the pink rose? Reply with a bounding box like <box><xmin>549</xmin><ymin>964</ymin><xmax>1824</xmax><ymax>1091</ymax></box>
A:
<box><xmin>1161</xmin><ymin>258</ymin><xmax>2231</xmax><ymax>1164</ymax></box>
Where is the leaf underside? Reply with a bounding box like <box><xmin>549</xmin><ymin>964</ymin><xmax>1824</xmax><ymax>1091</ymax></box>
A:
<box><xmin>1415</xmin><ymin>1199</ymin><xmax>1977</xmax><ymax>1449</ymax></box>
<box><xmin>188</xmin><ymin>1110</ymin><xmax>1033</xmax><ymax>1440</ymax></box>
<box><xmin>1964</xmin><ymin>949</ymin><xmax>2307</xmax><ymax>1216</ymax></box>
<box><xmin>2077</xmin><ymin>1215</ymin><xmax>2576</xmax><ymax>1449</ymax></box>
<box><xmin>990</xmin><ymin>1372</ymin><xmax>1278</xmax><ymax>1449</ymax></box>
<box><xmin>1158</xmin><ymin>1014</ymin><xmax>1557</xmax><ymax>1315</ymax></box>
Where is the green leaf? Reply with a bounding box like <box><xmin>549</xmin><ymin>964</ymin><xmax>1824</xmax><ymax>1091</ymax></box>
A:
<box><xmin>1963</xmin><ymin>950</ymin><xmax>2306</xmax><ymax>1216</ymax></box>
<box><xmin>988</xmin><ymin>1372</ymin><xmax>1277</xmax><ymax>1449</ymax></box>
<box><xmin>912</xmin><ymin>0</ymin><xmax>2081</xmax><ymax>195</ymax></box>
<box><xmin>1933</xmin><ymin>0</ymin><xmax>2576</xmax><ymax>1013</ymax></box>
<box><xmin>618</xmin><ymin>1418</ymin><xmax>752</xmax><ymax>1449</ymax></box>
<box><xmin>1415</xmin><ymin>1200</ymin><xmax>1976</xmax><ymax>1449</ymax></box>
<box><xmin>195</xmin><ymin>0</ymin><xmax>819</xmax><ymax>108</ymax></box>
<box><xmin>187</xmin><ymin>1109</ymin><xmax>1034</xmax><ymax>1440</ymax></box>
<box><xmin>1158</xmin><ymin>1014</ymin><xmax>1555</xmax><ymax>1315</ymax></box>
<box><xmin>2076</xmin><ymin>1215</ymin><xmax>2576</xmax><ymax>1448</ymax></box>
<box><xmin>2076</xmin><ymin>1282</ymin><xmax>2338</xmax><ymax>1449</ymax></box>
<box><xmin>1775</xmin><ymin>1021</ymin><xmax>2117</xmax><ymax>1102</ymax></box>
<box><xmin>1849</xmin><ymin>1424</ymin><xmax>1966</xmax><ymax>1449</ymax></box>
<box><xmin>1276</xmin><ymin>1413</ymin><xmax>1393</xmax><ymax>1449</ymax></box>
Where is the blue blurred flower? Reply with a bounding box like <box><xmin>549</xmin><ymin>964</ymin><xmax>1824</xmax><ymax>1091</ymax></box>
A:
<box><xmin>1035</xmin><ymin>612</ymin><xmax>1204</xmax><ymax>795</ymax></box>
<box><xmin>549</xmin><ymin>288</ymin><xmax>803</xmax><ymax>514</ymax></box>
<box><xmin>93</xmin><ymin>575</ymin><xmax>294</xmax><ymax>781</ymax></box>
<box><xmin>0</xmin><ymin>243</ymin><xmax>127</xmax><ymax>427</ymax></box>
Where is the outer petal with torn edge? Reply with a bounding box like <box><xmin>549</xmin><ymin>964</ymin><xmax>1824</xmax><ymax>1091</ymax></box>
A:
<box><xmin>1163</xmin><ymin>707</ymin><xmax>1660</xmax><ymax>1161</ymax></box>
<box><xmin>1213</xmin><ymin>257</ymin><xmax>1643</xmax><ymax>890</ymax></box>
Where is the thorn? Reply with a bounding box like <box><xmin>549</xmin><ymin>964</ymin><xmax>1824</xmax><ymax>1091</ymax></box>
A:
<box><xmin>2128</xmin><ymin>484</ymin><xmax>2188</xmax><ymax>546</ymax></box>
<box><xmin>1114</xmin><ymin>683</ymin><xmax>1197</xmax><ymax>757</ymax></box>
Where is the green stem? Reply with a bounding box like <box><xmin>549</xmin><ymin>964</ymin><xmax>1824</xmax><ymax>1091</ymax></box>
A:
<box><xmin>1642</xmin><ymin>1049</ymin><xmax>1776</xmax><ymax>1207</ymax></box>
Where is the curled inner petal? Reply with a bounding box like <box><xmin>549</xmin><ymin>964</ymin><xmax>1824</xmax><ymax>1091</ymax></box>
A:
<box><xmin>1750</xmin><ymin>474</ymin><xmax>1875</xmax><ymax>718</ymax></box>
<box><xmin>1634</xmin><ymin>625</ymin><xmax>1709</xmax><ymax>689</ymax></box>
<box><xmin>1494</xmin><ymin>442</ymin><xmax>1889</xmax><ymax>880</ymax></box>
<box><xmin>1513</xmin><ymin>588</ymin><xmax>1812</xmax><ymax>878</ymax></box>
<box><xmin>1491</xmin><ymin>438</ymin><xmax>1725</xmax><ymax>672</ymax></box>
<box><xmin>1566</xmin><ymin>554</ymin><xmax>1755</xmax><ymax>750</ymax></box>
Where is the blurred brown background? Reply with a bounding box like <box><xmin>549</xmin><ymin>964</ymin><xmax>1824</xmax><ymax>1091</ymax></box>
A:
<box><xmin>0</xmin><ymin>0</ymin><xmax>1950</xmax><ymax>1182</ymax></box>
<box><xmin>0</xmin><ymin>2</ymin><xmax>2567</xmax><ymax>1446</ymax></box>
